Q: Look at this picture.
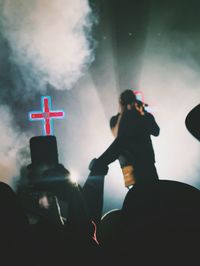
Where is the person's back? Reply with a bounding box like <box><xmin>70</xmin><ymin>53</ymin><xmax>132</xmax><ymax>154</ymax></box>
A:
<box><xmin>118</xmin><ymin>108</ymin><xmax>159</xmax><ymax>165</ymax></box>
<box><xmin>89</xmin><ymin>89</ymin><xmax>160</xmax><ymax>184</ymax></box>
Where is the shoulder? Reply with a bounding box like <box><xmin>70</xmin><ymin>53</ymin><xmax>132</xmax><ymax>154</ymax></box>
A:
<box><xmin>144</xmin><ymin>112</ymin><xmax>157</xmax><ymax>121</ymax></box>
<box><xmin>110</xmin><ymin>113</ymin><xmax>120</xmax><ymax>128</ymax></box>
<box><xmin>122</xmin><ymin>109</ymin><xmax>139</xmax><ymax>119</ymax></box>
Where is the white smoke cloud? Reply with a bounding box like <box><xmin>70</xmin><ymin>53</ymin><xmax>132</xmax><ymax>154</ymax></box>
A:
<box><xmin>139</xmin><ymin>36</ymin><xmax>200</xmax><ymax>187</ymax></box>
<box><xmin>0</xmin><ymin>0</ymin><xmax>95</xmax><ymax>91</ymax></box>
<box><xmin>0</xmin><ymin>105</ymin><xmax>29</xmax><ymax>187</ymax></box>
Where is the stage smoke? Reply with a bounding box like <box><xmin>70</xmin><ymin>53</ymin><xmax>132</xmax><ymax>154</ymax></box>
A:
<box><xmin>0</xmin><ymin>0</ymin><xmax>95</xmax><ymax>91</ymax></box>
<box><xmin>0</xmin><ymin>105</ymin><xmax>28</xmax><ymax>186</ymax></box>
<box><xmin>0</xmin><ymin>0</ymin><xmax>96</xmax><ymax>186</ymax></box>
<box><xmin>139</xmin><ymin>4</ymin><xmax>200</xmax><ymax>186</ymax></box>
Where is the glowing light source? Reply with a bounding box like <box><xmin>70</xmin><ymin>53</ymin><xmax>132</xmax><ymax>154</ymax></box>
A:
<box><xmin>133</xmin><ymin>90</ymin><xmax>145</xmax><ymax>102</ymax></box>
<box><xmin>68</xmin><ymin>169</ymin><xmax>79</xmax><ymax>185</ymax></box>
<box><xmin>29</xmin><ymin>96</ymin><xmax>65</xmax><ymax>136</ymax></box>
<box><xmin>133</xmin><ymin>90</ymin><xmax>157</xmax><ymax>113</ymax></box>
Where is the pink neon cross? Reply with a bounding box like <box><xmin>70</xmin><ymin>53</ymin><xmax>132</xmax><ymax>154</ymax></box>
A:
<box><xmin>29</xmin><ymin>96</ymin><xmax>65</xmax><ymax>136</ymax></box>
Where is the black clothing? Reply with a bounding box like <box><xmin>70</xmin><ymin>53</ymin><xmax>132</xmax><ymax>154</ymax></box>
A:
<box><xmin>118</xmin><ymin>109</ymin><xmax>159</xmax><ymax>163</ymax></box>
<box><xmin>15</xmin><ymin>163</ymin><xmax>103</xmax><ymax>265</ymax></box>
<box><xmin>185</xmin><ymin>103</ymin><xmax>200</xmax><ymax>141</ymax></box>
<box><xmin>98</xmin><ymin>108</ymin><xmax>160</xmax><ymax>182</ymax></box>
<box><xmin>0</xmin><ymin>177</ymin><xmax>102</xmax><ymax>266</ymax></box>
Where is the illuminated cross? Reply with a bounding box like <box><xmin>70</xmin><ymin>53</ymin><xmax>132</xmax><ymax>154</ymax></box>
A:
<box><xmin>29</xmin><ymin>96</ymin><xmax>65</xmax><ymax>136</ymax></box>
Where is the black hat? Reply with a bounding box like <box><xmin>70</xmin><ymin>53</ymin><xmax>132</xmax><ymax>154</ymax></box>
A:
<box><xmin>185</xmin><ymin>104</ymin><xmax>200</xmax><ymax>141</ymax></box>
<box><xmin>29</xmin><ymin>136</ymin><xmax>59</xmax><ymax>167</ymax></box>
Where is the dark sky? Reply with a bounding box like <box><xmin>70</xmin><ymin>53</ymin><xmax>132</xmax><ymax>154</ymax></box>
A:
<box><xmin>89</xmin><ymin>0</ymin><xmax>200</xmax><ymax>87</ymax></box>
<box><xmin>89</xmin><ymin>0</ymin><xmax>151</xmax><ymax>107</ymax></box>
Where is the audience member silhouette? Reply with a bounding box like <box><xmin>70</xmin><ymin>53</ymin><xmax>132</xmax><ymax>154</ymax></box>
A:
<box><xmin>96</xmin><ymin>180</ymin><xmax>200</xmax><ymax>266</ymax></box>
<box><xmin>0</xmin><ymin>182</ymin><xmax>33</xmax><ymax>265</ymax></box>
<box><xmin>185</xmin><ymin>103</ymin><xmax>200</xmax><ymax>141</ymax></box>
<box><xmin>122</xmin><ymin>180</ymin><xmax>200</xmax><ymax>265</ymax></box>
<box><xmin>82</xmin><ymin>158</ymin><xmax>108</xmax><ymax>225</ymax></box>
<box><xmin>15</xmin><ymin>136</ymin><xmax>102</xmax><ymax>266</ymax></box>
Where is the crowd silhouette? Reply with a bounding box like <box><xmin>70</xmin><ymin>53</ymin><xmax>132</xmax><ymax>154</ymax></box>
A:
<box><xmin>0</xmin><ymin>101</ymin><xmax>200</xmax><ymax>266</ymax></box>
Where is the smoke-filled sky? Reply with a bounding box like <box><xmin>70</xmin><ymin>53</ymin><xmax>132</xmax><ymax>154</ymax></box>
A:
<box><xmin>0</xmin><ymin>0</ymin><xmax>199</xmax><ymax>213</ymax></box>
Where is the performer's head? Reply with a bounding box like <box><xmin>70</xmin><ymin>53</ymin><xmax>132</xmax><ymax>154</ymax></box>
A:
<box><xmin>119</xmin><ymin>89</ymin><xmax>137</xmax><ymax>109</ymax></box>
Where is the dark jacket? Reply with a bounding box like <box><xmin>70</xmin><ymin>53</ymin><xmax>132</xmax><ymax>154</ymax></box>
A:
<box><xmin>116</xmin><ymin>109</ymin><xmax>160</xmax><ymax>163</ymax></box>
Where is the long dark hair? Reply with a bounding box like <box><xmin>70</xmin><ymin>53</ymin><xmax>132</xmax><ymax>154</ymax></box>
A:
<box><xmin>119</xmin><ymin>90</ymin><xmax>137</xmax><ymax>108</ymax></box>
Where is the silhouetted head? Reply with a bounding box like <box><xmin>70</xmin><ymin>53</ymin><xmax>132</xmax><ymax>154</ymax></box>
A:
<box><xmin>119</xmin><ymin>90</ymin><xmax>137</xmax><ymax>107</ymax></box>
<box><xmin>120</xmin><ymin>180</ymin><xmax>200</xmax><ymax>264</ymax></box>
<box><xmin>185</xmin><ymin>104</ymin><xmax>200</xmax><ymax>141</ymax></box>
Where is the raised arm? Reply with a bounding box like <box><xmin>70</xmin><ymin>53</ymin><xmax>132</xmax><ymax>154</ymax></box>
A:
<box><xmin>144</xmin><ymin>112</ymin><xmax>160</xmax><ymax>136</ymax></box>
<box><xmin>110</xmin><ymin>113</ymin><xmax>122</xmax><ymax>137</ymax></box>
